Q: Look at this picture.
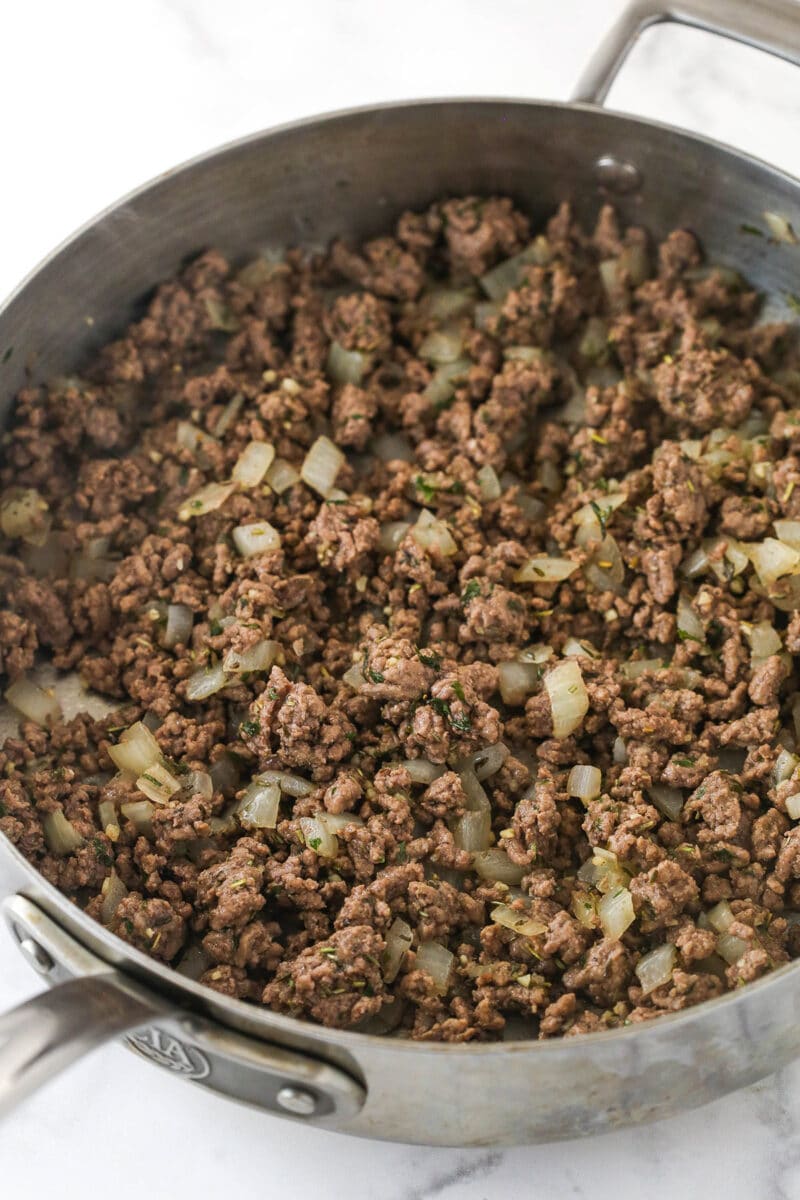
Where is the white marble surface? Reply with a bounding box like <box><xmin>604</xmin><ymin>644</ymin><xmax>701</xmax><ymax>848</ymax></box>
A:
<box><xmin>3</xmin><ymin>0</ymin><xmax>800</xmax><ymax>1195</ymax></box>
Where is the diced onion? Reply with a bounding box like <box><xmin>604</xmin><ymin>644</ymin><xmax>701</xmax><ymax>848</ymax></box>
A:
<box><xmin>479</xmin><ymin>240</ymin><xmax>549</xmax><ymax>300</ymax></box>
<box><xmin>578</xmin><ymin>847</ymin><xmax>629</xmax><ymax>893</ymax></box>
<box><xmin>707</xmin><ymin>900</ymin><xmax>734</xmax><ymax>933</ymax></box>
<box><xmin>237</xmin><ymin>781</ymin><xmax>281</xmax><ymax>829</ymax></box>
<box><xmin>514</xmin><ymin>556</ymin><xmax>578</xmax><ymax>584</ymax></box>
<box><xmin>213</xmin><ymin>393</ymin><xmax>244</xmax><ymax>439</ymax></box>
<box><xmin>256</xmin><ymin>770</ymin><xmax>315</xmax><ymax>796</ymax></box>
<box><xmin>0</xmin><ymin>487</ymin><xmax>50</xmax><ymax>544</ymax></box>
<box><xmin>43</xmin><ymin>810</ymin><xmax>85</xmax><ymax>856</ymax></box>
<box><xmin>613</xmin><ymin>736</ymin><xmax>627</xmax><ymax>765</ymax></box>
<box><xmin>320</xmin><ymin>811</ymin><xmax>364</xmax><ymax>834</ymax></box>
<box><xmin>371</xmin><ymin>432</ymin><xmax>414</xmax><ymax>462</ymax></box>
<box><xmin>468</xmin><ymin>743</ymin><xmax>508</xmax><ymax>782</ymax></box>
<box><xmin>301</xmin><ymin>436</ymin><xmax>345</xmax><ymax>498</ymax></box>
<box><xmin>418</xmin><ymin>328</ymin><xmax>463</xmax><ymax>366</ymax></box>
<box><xmin>327</xmin><ymin>340</ymin><xmax>366</xmax><ymax>385</ymax></box>
<box><xmin>176</xmin><ymin>420</ymin><xmax>217</xmax><ymax>457</ymax></box>
<box><xmin>108</xmin><ymin>722</ymin><xmax>161</xmax><ymax>777</ymax></box>
<box><xmin>452</xmin><ymin>809</ymin><xmax>491</xmax><ymax>851</ymax></box>
<box><xmin>414</xmin><ymin>941</ymin><xmax>455</xmax><ymax>993</ymax></box>
<box><xmin>648</xmin><ymin>785</ymin><xmax>684</xmax><ymax>822</ymax></box>
<box><xmin>100</xmin><ymin>870</ymin><xmax>128</xmax><ymax>924</ymax></box>
<box><xmin>620</xmin><ymin>658</ymin><xmax>663</xmax><ymax>679</ymax></box>
<box><xmin>175</xmin><ymin>944</ymin><xmax>212</xmax><ymax>980</ymax></box>
<box><xmin>677</xmin><ymin>593</ymin><xmax>705</xmax><ymax>643</ymax></box>
<box><xmin>98</xmin><ymin>798</ymin><xmax>117</xmax><ymax>833</ymax></box>
<box><xmin>585</xmin><ymin>534</ymin><xmax>625</xmax><ymax>592</ymax></box>
<box><xmin>402</xmin><ymin>758</ymin><xmax>446</xmax><ymax>785</ymax></box>
<box><xmin>210</xmin><ymin>755</ymin><xmax>240</xmax><ymax>795</ymax></box>
<box><xmin>232</xmin><ymin>521</ymin><xmax>281</xmax><ymax>558</ymax></box>
<box><xmin>378</xmin><ymin>521</ymin><xmax>412</xmax><ymax>552</ymax></box>
<box><xmin>186</xmin><ymin>662</ymin><xmax>230</xmax><ymax>701</ymax></box>
<box><xmin>184</xmin><ymin>770</ymin><xmax>213</xmax><ymax>801</ymax></box>
<box><xmin>544</xmin><ymin>660</ymin><xmax>589</xmax><ymax>739</ymax></box>
<box><xmin>120</xmin><ymin>799</ymin><xmax>155</xmax><ymax>836</ymax></box>
<box><xmin>136</xmin><ymin>762</ymin><xmax>181</xmax><ymax>804</ymax></box>
<box><xmin>716</xmin><ymin>931</ymin><xmax>748</xmax><ymax>964</ymax></box>
<box><xmin>178</xmin><ymin>480</ymin><xmax>236</xmax><ymax>522</ymax></box>
<box><xmin>383</xmin><ymin>917</ymin><xmax>414</xmax><ymax>983</ymax></box>
<box><xmin>562</xmin><ymin>637</ymin><xmax>600</xmax><ymax>659</ymax></box>
<box><xmin>164</xmin><ymin>604</ymin><xmax>193</xmax><ymax>648</ymax></box>
<box><xmin>763</xmin><ymin>211</ymin><xmax>798</xmax><ymax>244</ymax></box>
<box><xmin>498</xmin><ymin>661</ymin><xmax>540</xmax><ymax>706</ymax></box>
<box><xmin>265</xmin><ymin>458</ymin><xmax>300</xmax><ymax>494</ymax></box>
<box><xmin>572</xmin><ymin>492</ymin><xmax>626</xmax><ymax>535</ymax></box>
<box><xmin>423</xmin><ymin>359</ymin><xmax>471</xmax><ymax>406</ymax></box>
<box><xmin>472</xmin><ymin>849</ymin><xmax>525</xmax><ymax>885</ymax></box>
<box><xmin>411</xmin><ymin>510</ymin><xmax>458</xmax><ymax>556</ymax></box>
<box><xmin>458</xmin><ymin>767</ymin><xmax>490</xmax><ymax>812</ymax></box>
<box><xmin>598</xmin><ymin>887</ymin><xmax>635</xmax><ymax>940</ymax></box>
<box><xmin>774</xmin><ymin>519</ymin><xmax>800</xmax><ymax>548</ymax></box>
<box><xmin>5</xmin><ymin>678</ymin><xmax>61</xmax><ymax>726</ymax></box>
<box><xmin>568</xmin><ymin>764</ymin><xmax>602</xmax><ymax>803</ymax></box>
<box><xmin>204</xmin><ymin>297</ymin><xmax>239</xmax><ymax>331</ymax></box>
<box><xmin>299</xmin><ymin>814</ymin><xmax>338</xmax><ymax>857</ymax></box>
<box><xmin>786</xmin><ymin>793</ymin><xmax>800</xmax><ymax>819</ymax></box>
<box><xmin>476</xmin><ymin>465</ymin><xmax>502</xmax><ymax>501</ymax></box>
<box><xmin>744</xmin><ymin>620</ymin><xmax>782</xmax><ymax>660</ymax></box>
<box><xmin>233</xmin><ymin>441</ymin><xmax>276</xmax><ymax>487</ymax></box>
<box><xmin>342</xmin><ymin>664</ymin><xmax>367</xmax><ymax>690</ymax></box>
<box><xmin>421</xmin><ymin>288</ymin><xmax>475</xmax><ymax>320</ymax></box>
<box><xmin>491</xmin><ymin>904</ymin><xmax>547</xmax><ymax>938</ymax></box>
<box><xmin>223</xmin><ymin>639</ymin><xmax>280</xmax><ymax>674</ymax></box>
<box><xmin>746</xmin><ymin>538</ymin><xmax>800</xmax><ymax>585</ymax></box>
<box><xmin>773</xmin><ymin>747</ymin><xmax>799</xmax><ymax>785</ymax></box>
<box><xmin>635</xmin><ymin>943</ymin><xmax>676</xmax><ymax>995</ymax></box>
<box><xmin>517</xmin><ymin>644</ymin><xmax>554</xmax><ymax>665</ymax></box>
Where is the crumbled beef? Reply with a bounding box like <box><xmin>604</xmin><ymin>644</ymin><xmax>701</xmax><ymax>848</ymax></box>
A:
<box><xmin>4</xmin><ymin>196</ymin><xmax>800</xmax><ymax>1046</ymax></box>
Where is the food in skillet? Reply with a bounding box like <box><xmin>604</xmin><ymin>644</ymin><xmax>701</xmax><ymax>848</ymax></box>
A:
<box><xmin>2</xmin><ymin>196</ymin><xmax>800</xmax><ymax>1041</ymax></box>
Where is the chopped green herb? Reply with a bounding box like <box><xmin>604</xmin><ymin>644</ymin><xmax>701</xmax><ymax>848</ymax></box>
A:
<box><xmin>267</xmin><ymin>687</ymin><xmax>279</xmax><ymax>700</ymax></box>
<box><xmin>414</xmin><ymin>475</ymin><xmax>437</xmax><ymax>503</ymax></box>
<box><xmin>396</xmin><ymin>841</ymin><xmax>407</xmax><ymax>863</ymax></box>
<box><xmin>740</xmin><ymin>223</ymin><xmax>764</xmax><ymax>237</ymax></box>
<box><xmin>589</xmin><ymin>499</ymin><xmax>612</xmax><ymax>535</ymax></box>
<box><xmin>676</xmin><ymin>629</ymin><xmax>704</xmax><ymax>643</ymax></box>
<box><xmin>451</xmin><ymin>681</ymin><xmax>466</xmax><ymax>704</ymax></box>
<box><xmin>240</xmin><ymin>719</ymin><xmax>260</xmax><ymax>737</ymax></box>
<box><xmin>674</xmin><ymin>756</ymin><xmax>695</xmax><ymax>768</ymax></box>
<box><xmin>417</xmin><ymin>648</ymin><xmax>441</xmax><ymax>670</ymax></box>
<box><xmin>431</xmin><ymin>696</ymin><xmax>471</xmax><ymax>732</ymax></box>
<box><xmin>308</xmin><ymin>837</ymin><xmax>322</xmax><ymax>850</ymax></box>
<box><xmin>365</xmin><ymin>666</ymin><xmax>385</xmax><ymax>684</ymax></box>
<box><xmin>461</xmin><ymin>579</ymin><xmax>481</xmax><ymax>605</ymax></box>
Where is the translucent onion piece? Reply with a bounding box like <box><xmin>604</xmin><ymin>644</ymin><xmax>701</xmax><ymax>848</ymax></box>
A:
<box><xmin>472</xmin><ymin>849</ymin><xmax>525</xmax><ymax>885</ymax></box>
<box><xmin>164</xmin><ymin>603</ymin><xmax>193</xmax><ymax>648</ymax></box>
<box><xmin>773</xmin><ymin>747</ymin><xmax>799</xmax><ymax>785</ymax></box>
<box><xmin>237</xmin><ymin>781</ymin><xmax>281</xmax><ymax>829</ymax></box>
<box><xmin>786</xmin><ymin>792</ymin><xmax>800</xmax><ymax>820</ymax></box>
<box><xmin>572</xmin><ymin>492</ymin><xmax>626</xmax><ymax>533</ymax></box>
<box><xmin>320</xmin><ymin>811</ymin><xmax>364</xmax><ymax>834</ymax></box>
<box><xmin>458</xmin><ymin>767</ymin><xmax>490</xmax><ymax>812</ymax></box>
<box><xmin>265</xmin><ymin>457</ymin><xmax>300</xmax><ymax>494</ymax></box>
<box><xmin>562</xmin><ymin>637</ymin><xmax>600</xmax><ymax>659</ymax></box>
<box><xmin>763</xmin><ymin>211</ymin><xmax>798</xmax><ymax>244</ymax></box>
<box><xmin>120</xmin><ymin>799</ymin><xmax>155</xmax><ymax>836</ymax></box>
<box><xmin>98</xmin><ymin>798</ymin><xmax>117</xmax><ymax>833</ymax></box>
<box><xmin>491</xmin><ymin>904</ymin><xmax>547</xmax><ymax>938</ymax></box>
<box><xmin>613</xmin><ymin>736</ymin><xmax>628</xmax><ymax>765</ymax></box>
<box><xmin>184</xmin><ymin>770</ymin><xmax>213</xmax><ymax>801</ymax></box>
<box><xmin>620</xmin><ymin>658</ymin><xmax>664</xmax><ymax>679</ymax></box>
<box><xmin>213</xmin><ymin>393</ymin><xmax>244</xmax><ymax>438</ymax></box>
<box><xmin>342</xmin><ymin>664</ymin><xmax>367</xmax><ymax>690</ymax></box>
<box><xmin>232</xmin><ymin>440</ymin><xmax>276</xmax><ymax>487</ymax></box>
<box><xmin>745</xmin><ymin>620</ymin><xmax>782</xmax><ymax>659</ymax></box>
<box><xmin>498</xmin><ymin>661</ymin><xmax>540</xmax><ymax>706</ymax></box>
<box><xmin>418</xmin><ymin>328</ymin><xmax>463</xmax><ymax>366</ymax></box>
<box><xmin>43</xmin><ymin>810</ymin><xmax>85</xmax><ymax>856</ymax></box>
<box><xmin>383</xmin><ymin>917</ymin><xmax>414</xmax><ymax>983</ymax></box>
<box><xmin>578</xmin><ymin>316</ymin><xmax>608</xmax><ymax>360</ymax></box>
<box><xmin>598</xmin><ymin>887</ymin><xmax>636</xmax><ymax>940</ymax></box>
<box><xmin>100</xmin><ymin>870</ymin><xmax>128</xmax><ymax>924</ymax></box>
<box><xmin>411</xmin><ymin>511</ymin><xmax>458</xmax><ymax>556</ymax></box>
<box><xmin>648</xmin><ymin>784</ymin><xmax>684</xmax><ymax>822</ymax></box>
<box><xmin>747</xmin><ymin>538</ymin><xmax>800</xmax><ymax>585</ymax></box>
<box><xmin>774</xmin><ymin>519</ymin><xmax>800</xmax><ymax>548</ymax></box>
<box><xmin>256</xmin><ymin>770</ymin><xmax>315</xmax><ymax>796</ymax></box>
<box><xmin>301</xmin><ymin>436</ymin><xmax>345</xmax><ymax>498</ymax></box>
<box><xmin>107</xmin><ymin>722</ymin><xmax>161</xmax><ymax>777</ymax></box>
<box><xmin>568</xmin><ymin>764</ymin><xmax>602</xmax><ymax>803</ymax></box>
<box><xmin>471</xmin><ymin>742</ymin><xmax>509</xmax><ymax>781</ymax></box>
<box><xmin>452</xmin><ymin>809</ymin><xmax>491</xmax><ymax>851</ymax></box>
<box><xmin>175</xmin><ymin>944</ymin><xmax>212</xmax><ymax>980</ymax></box>
<box><xmin>371</xmin><ymin>432</ymin><xmax>415</xmax><ymax>462</ymax></box>
<box><xmin>178</xmin><ymin>480</ymin><xmax>236</xmax><ymax>522</ymax></box>
<box><xmin>0</xmin><ymin>487</ymin><xmax>50</xmax><ymax>544</ymax></box>
<box><xmin>232</xmin><ymin>521</ymin><xmax>281</xmax><ymax>558</ymax></box>
<box><xmin>677</xmin><ymin>593</ymin><xmax>705</xmax><ymax>643</ymax></box>
<box><xmin>378</xmin><ymin>520</ymin><xmax>412</xmax><ymax>552</ymax></box>
<box><xmin>514</xmin><ymin>555</ymin><xmax>578</xmax><ymax>584</ymax></box>
<box><xmin>579</xmin><ymin>847</ymin><xmax>629</xmax><ymax>893</ymax></box>
<box><xmin>402</xmin><ymin>758</ymin><xmax>446</xmax><ymax>785</ymax></box>
<box><xmin>479</xmin><ymin>240</ymin><xmax>549</xmax><ymax>300</ymax></box>
<box><xmin>414</xmin><ymin>941</ymin><xmax>455</xmax><ymax>993</ymax></box>
<box><xmin>716</xmin><ymin>931</ymin><xmax>748</xmax><ymax>965</ymax></box>
<box><xmin>544</xmin><ymin>660</ymin><xmax>589</xmax><ymax>739</ymax></box>
<box><xmin>635</xmin><ymin>943</ymin><xmax>676</xmax><ymax>994</ymax></box>
<box><xmin>136</xmin><ymin>763</ymin><xmax>181</xmax><ymax>805</ymax></box>
<box><xmin>424</xmin><ymin>359</ymin><xmax>471</xmax><ymax>407</ymax></box>
<box><xmin>204</xmin><ymin>297</ymin><xmax>239</xmax><ymax>331</ymax></box>
<box><xmin>208</xmin><ymin>806</ymin><xmax>239</xmax><ymax>836</ymax></box>
<box><xmin>682</xmin><ymin>546</ymin><xmax>709</xmax><ymax>579</ymax></box>
<box><xmin>210</xmin><ymin>755</ymin><xmax>240</xmax><ymax>796</ymax></box>
<box><xmin>327</xmin><ymin>340</ymin><xmax>366</xmax><ymax>385</ymax></box>
<box><xmin>176</xmin><ymin>419</ymin><xmax>217</xmax><ymax>457</ymax></box>
<box><xmin>572</xmin><ymin>890</ymin><xmax>600</xmax><ymax>929</ymax></box>
<box><xmin>5</xmin><ymin>678</ymin><xmax>61</xmax><ymax>726</ymax></box>
<box><xmin>421</xmin><ymin>288</ymin><xmax>475</xmax><ymax>320</ymax></box>
<box><xmin>476</xmin><ymin>464</ymin><xmax>502</xmax><ymax>501</ymax></box>
<box><xmin>223</xmin><ymin>638</ymin><xmax>280</xmax><ymax>674</ymax></box>
<box><xmin>586</xmin><ymin>534</ymin><xmax>625</xmax><ymax>590</ymax></box>
<box><xmin>299</xmin><ymin>815</ymin><xmax>338</xmax><ymax>857</ymax></box>
<box><xmin>517</xmin><ymin>644</ymin><xmax>554</xmax><ymax>664</ymax></box>
<box><xmin>186</xmin><ymin>662</ymin><xmax>230</xmax><ymax>701</ymax></box>
<box><xmin>707</xmin><ymin>900</ymin><xmax>734</xmax><ymax>933</ymax></box>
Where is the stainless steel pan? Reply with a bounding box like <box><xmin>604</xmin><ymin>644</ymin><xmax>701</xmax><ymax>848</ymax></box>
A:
<box><xmin>2</xmin><ymin>0</ymin><xmax>800</xmax><ymax>1147</ymax></box>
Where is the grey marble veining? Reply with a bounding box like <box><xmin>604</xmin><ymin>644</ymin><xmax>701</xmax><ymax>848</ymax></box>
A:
<box><xmin>2</xmin><ymin>1</ymin><xmax>800</xmax><ymax>1196</ymax></box>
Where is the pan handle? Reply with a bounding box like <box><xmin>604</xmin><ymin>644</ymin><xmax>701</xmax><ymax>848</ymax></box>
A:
<box><xmin>0</xmin><ymin>976</ymin><xmax>162</xmax><ymax>1117</ymax></box>
<box><xmin>573</xmin><ymin>0</ymin><xmax>800</xmax><ymax>106</ymax></box>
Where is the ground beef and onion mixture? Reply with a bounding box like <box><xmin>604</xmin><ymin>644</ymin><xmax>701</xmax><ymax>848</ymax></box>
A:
<box><xmin>3</xmin><ymin>195</ymin><xmax>800</xmax><ymax>1042</ymax></box>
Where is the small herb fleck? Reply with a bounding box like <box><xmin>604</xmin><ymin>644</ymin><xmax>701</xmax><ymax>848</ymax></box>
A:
<box><xmin>740</xmin><ymin>223</ymin><xmax>765</xmax><ymax>237</ymax></box>
<box><xmin>461</xmin><ymin>579</ymin><xmax>481</xmax><ymax>605</ymax></box>
<box><xmin>240</xmin><ymin>719</ymin><xmax>260</xmax><ymax>737</ymax></box>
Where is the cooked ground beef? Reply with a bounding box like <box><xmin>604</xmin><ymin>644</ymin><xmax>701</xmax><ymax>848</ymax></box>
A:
<box><xmin>2</xmin><ymin>196</ymin><xmax>800</xmax><ymax>1042</ymax></box>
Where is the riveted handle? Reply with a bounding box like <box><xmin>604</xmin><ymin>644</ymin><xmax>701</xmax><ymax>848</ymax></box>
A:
<box><xmin>573</xmin><ymin>0</ymin><xmax>800</xmax><ymax>106</ymax></box>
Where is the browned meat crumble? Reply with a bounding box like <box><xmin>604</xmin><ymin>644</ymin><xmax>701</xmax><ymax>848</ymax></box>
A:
<box><xmin>3</xmin><ymin>195</ymin><xmax>800</xmax><ymax>1041</ymax></box>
